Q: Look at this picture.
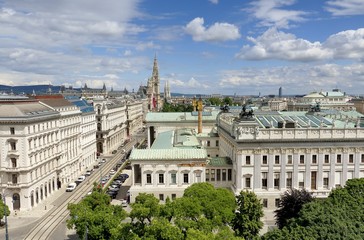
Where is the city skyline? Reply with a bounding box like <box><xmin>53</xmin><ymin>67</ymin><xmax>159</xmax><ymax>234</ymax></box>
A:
<box><xmin>0</xmin><ymin>0</ymin><xmax>364</xmax><ymax>95</ymax></box>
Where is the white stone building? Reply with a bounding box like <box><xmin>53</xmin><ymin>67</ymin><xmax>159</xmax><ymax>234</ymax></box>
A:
<box><xmin>0</xmin><ymin>98</ymin><xmax>61</xmax><ymax>211</ymax></box>
<box><xmin>94</xmin><ymin>98</ymin><xmax>127</xmax><ymax>154</ymax></box>
<box><xmin>139</xmin><ymin>107</ymin><xmax>364</xmax><ymax>218</ymax></box>
<box><xmin>126</xmin><ymin>100</ymin><xmax>144</xmax><ymax>136</ymax></box>
<box><xmin>0</xmin><ymin>94</ymin><xmax>100</xmax><ymax>212</ymax></box>
<box><xmin>129</xmin><ymin>129</ymin><xmax>207</xmax><ymax>202</ymax></box>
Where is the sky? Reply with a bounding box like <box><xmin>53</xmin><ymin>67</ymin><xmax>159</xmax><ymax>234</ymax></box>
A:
<box><xmin>1</xmin><ymin>0</ymin><xmax>364</xmax><ymax>96</ymax></box>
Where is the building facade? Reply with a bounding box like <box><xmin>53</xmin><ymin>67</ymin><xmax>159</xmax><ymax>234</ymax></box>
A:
<box><xmin>94</xmin><ymin>98</ymin><xmax>127</xmax><ymax>154</ymax></box>
<box><xmin>129</xmin><ymin>129</ymin><xmax>207</xmax><ymax>202</ymax></box>
<box><xmin>126</xmin><ymin>100</ymin><xmax>144</xmax><ymax>136</ymax></box>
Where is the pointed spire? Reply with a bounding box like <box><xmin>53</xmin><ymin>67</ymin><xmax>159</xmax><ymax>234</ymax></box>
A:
<box><xmin>102</xmin><ymin>83</ymin><xmax>106</xmax><ymax>90</ymax></box>
<box><xmin>84</xmin><ymin>83</ymin><xmax>88</xmax><ymax>89</ymax></box>
<box><xmin>152</xmin><ymin>53</ymin><xmax>159</xmax><ymax>79</ymax></box>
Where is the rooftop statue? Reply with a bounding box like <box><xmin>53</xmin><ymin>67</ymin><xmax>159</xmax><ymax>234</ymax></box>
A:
<box><xmin>239</xmin><ymin>105</ymin><xmax>254</xmax><ymax>119</ymax></box>
<box><xmin>220</xmin><ymin>104</ymin><xmax>230</xmax><ymax>113</ymax></box>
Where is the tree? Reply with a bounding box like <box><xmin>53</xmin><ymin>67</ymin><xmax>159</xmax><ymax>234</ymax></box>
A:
<box><xmin>232</xmin><ymin>190</ymin><xmax>264</xmax><ymax>239</ymax></box>
<box><xmin>67</xmin><ymin>191</ymin><xmax>127</xmax><ymax>240</ymax></box>
<box><xmin>129</xmin><ymin>193</ymin><xmax>160</xmax><ymax>225</ymax></box>
<box><xmin>223</xmin><ymin>97</ymin><xmax>233</xmax><ymax>106</ymax></box>
<box><xmin>0</xmin><ymin>198</ymin><xmax>10</xmax><ymax>221</ymax></box>
<box><xmin>263</xmin><ymin>178</ymin><xmax>364</xmax><ymax>239</ymax></box>
<box><xmin>274</xmin><ymin>188</ymin><xmax>313</xmax><ymax>229</ymax></box>
<box><xmin>208</xmin><ymin>97</ymin><xmax>222</xmax><ymax>106</ymax></box>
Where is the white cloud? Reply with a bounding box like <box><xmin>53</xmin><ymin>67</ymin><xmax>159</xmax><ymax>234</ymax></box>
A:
<box><xmin>324</xmin><ymin>28</ymin><xmax>364</xmax><ymax>60</ymax></box>
<box><xmin>236</xmin><ymin>28</ymin><xmax>364</xmax><ymax>62</ymax></box>
<box><xmin>209</xmin><ymin>0</ymin><xmax>219</xmax><ymax>4</ymax></box>
<box><xmin>325</xmin><ymin>0</ymin><xmax>364</xmax><ymax>16</ymax></box>
<box><xmin>187</xmin><ymin>77</ymin><xmax>209</xmax><ymax>89</ymax></box>
<box><xmin>236</xmin><ymin>28</ymin><xmax>331</xmax><ymax>61</ymax></box>
<box><xmin>185</xmin><ymin>17</ymin><xmax>241</xmax><ymax>42</ymax></box>
<box><xmin>247</xmin><ymin>0</ymin><xmax>307</xmax><ymax>28</ymax></box>
<box><xmin>161</xmin><ymin>74</ymin><xmax>210</xmax><ymax>93</ymax></box>
<box><xmin>218</xmin><ymin>63</ymin><xmax>364</xmax><ymax>94</ymax></box>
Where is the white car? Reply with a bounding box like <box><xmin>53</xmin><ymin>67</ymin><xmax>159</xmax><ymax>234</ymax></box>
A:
<box><xmin>109</xmin><ymin>170</ymin><xmax>116</xmax><ymax>175</ymax></box>
<box><xmin>121</xmin><ymin>199</ymin><xmax>128</xmax><ymax>207</ymax></box>
<box><xmin>66</xmin><ymin>183</ymin><xmax>77</xmax><ymax>192</ymax></box>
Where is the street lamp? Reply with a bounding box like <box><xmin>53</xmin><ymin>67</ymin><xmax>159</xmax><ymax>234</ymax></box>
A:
<box><xmin>2</xmin><ymin>194</ymin><xmax>9</xmax><ymax>240</ymax></box>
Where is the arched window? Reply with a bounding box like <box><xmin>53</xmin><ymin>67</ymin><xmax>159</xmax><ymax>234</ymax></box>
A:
<box><xmin>13</xmin><ymin>193</ymin><xmax>20</xmax><ymax>210</ymax></box>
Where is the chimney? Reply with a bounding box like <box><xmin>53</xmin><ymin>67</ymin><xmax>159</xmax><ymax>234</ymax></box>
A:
<box><xmin>197</xmin><ymin>97</ymin><xmax>203</xmax><ymax>133</ymax></box>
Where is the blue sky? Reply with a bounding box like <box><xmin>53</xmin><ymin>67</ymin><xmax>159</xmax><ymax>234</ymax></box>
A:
<box><xmin>1</xmin><ymin>0</ymin><xmax>364</xmax><ymax>96</ymax></box>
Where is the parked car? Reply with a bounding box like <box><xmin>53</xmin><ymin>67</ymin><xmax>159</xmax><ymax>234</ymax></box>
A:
<box><xmin>66</xmin><ymin>183</ymin><xmax>77</xmax><ymax>192</ymax></box>
<box><xmin>85</xmin><ymin>170</ymin><xmax>92</xmax><ymax>176</ymax></box>
<box><xmin>75</xmin><ymin>175</ymin><xmax>86</xmax><ymax>185</ymax></box>
<box><xmin>101</xmin><ymin>159</ymin><xmax>106</xmax><ymax>163</ymax></box>
<box><xmin>121</xmin><ymin>199</ymin><xmax>128</xmax><ymax>207</ymax></box>
<box><xmin>109</xmin><ymin>170</ymin><xmax>116</xmax><ymax>175</ymax></box>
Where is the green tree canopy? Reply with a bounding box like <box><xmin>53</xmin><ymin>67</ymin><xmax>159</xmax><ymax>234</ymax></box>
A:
<box><xmin>222</xmin><ymin>97</ymin><xmax>233</xmax><ymax>106</ymax></box>
<box><xmin>0</xmin><ymin>197</ymin><xmax>10</xmax><ymax>220</ymax></box>
<box><xmin>67</xmin><ymin>190</ymin><xmax>127</xmax><ymax>240</ymax></box>
<box><xmin>274</xmin><ymin>188</ymin><xmax>313</xmax><ymax>229</ymax></box>
<box><xmin>208</xmin><ymin>97</ymin><xmax>222</xmax><ymax>106</ymax></box>
<box><xmin>232</xmin><ymin>190</ymin><xmax>264</xmax><ymax>239</ymax></box>
<box><xmin>263</xmin><ymin>178</ymin><xmax>364</xmax><ymax>240</ymax></box>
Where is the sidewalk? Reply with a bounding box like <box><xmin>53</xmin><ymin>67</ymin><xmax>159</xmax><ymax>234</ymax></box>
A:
<box><xmin>1</xmin><ymin>185</ymin><xmax>67</xmax><ymax>231</ymax></box>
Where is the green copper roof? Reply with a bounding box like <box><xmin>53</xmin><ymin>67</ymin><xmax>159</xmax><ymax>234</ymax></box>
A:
<box><xmin>207</xmin><ymin>157</ymin><xmax>232</xmax><ymax>166</ymax></box>
<box><xmin>130</xmin><ymin>148</ymin><xmax>207</xmax><ymax>160</ymax></box>
<box><xmin>146</xmin><ymin>111</ymin><xmax>219</xmax><ymax>122</ymax></box>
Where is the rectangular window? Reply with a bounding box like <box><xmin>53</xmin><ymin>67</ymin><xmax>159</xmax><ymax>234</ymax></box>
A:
<box><xmin>324</xmin><ymin>154</ymin><xmax>330</xmax><ymax>164</ymax></box>
<box><xmin>275</xmin><ymin>198</ymin><xmax>280</xmax><ymax>208</ymax></box>
<box><xmin>171</xmin><ymin>194</ymin><xmax>176</xmax><ymax>200</ymax></box>
<box><xmin>349</xmin><ymin>154</ymin><xmax>354</xmax><ymax>164</ymax></box>
<box><xmin>323</xmin><ymin>172</ymin><xmax>329</xmax><ymax>188</ymax></box>
<box><xmin>287</xmin><ymin>155</ymin><xmax>293</xmax><ymax>165</ymax></box>
<box><xmin>12</xmin><ymin>174</ymin><xmax>17</xmax><ymax>184</ymax></box>
<box><xmin>245</xmin><ymin>177</ymin><xmax>251</xmax><ymax>188</ymax></box>
<box><xmin>262</xmin><ymin>155</ymin><xmax>268</xmax><ymax>165</ymax></box>
<box><xmin>228</xmin><ymin>169</ymin><xmax>232</xmax><ymax>181</ymax></box>
<box><xmin>275</xmin><ymin>155</ymin><xmax>280</xmax><ymax>165</ymax></box>
<box><xmin>336</xmin><ymin>154</ymin><xmax>342</xmax><ymax>164</ymax></box>
<box><xmin>211</xmin><ymin>169</ymin><xmax>215</xmax><ymax>181</ymax></box>
<box><xmin>262</xmin><ymin>172</ymin><xmax>268</xmax><ymax>189</ymax></box>
<box><xmin>11</xmin><ymin>158</ymin><xmax>17</xmax><ymax>168</ymax></box>
<box><xmin>286</xmin><ymin>172</ymin><xmax>292</xmax><ymax>188</ymax></box>
<box><xmin>246</xmin><ymin>156</ymin><xmax>251</xmax><ymax>165</ymax></box>
<box><xmin>159</xmin><ymin>194</ymin><xmax>164</xmax><ymax>201</ymax></box>
<box><xmin>263</xmin><ymin>199</ymin><xmax>268</xmax><ymax>208</ymax></box>
<box><xmin>216</xmin><ymin>169</ymin><xmax>221</xmax><ymax>181</ymax></box>
<box><xmin>298</xmin><ymin>172</ymin><xmax>304</xmax><ymax>188</ymax></box>
<box><xmin>311</xmin><ymin>171</ymin><xmax>317</xmax><ymax>190</ymax></box>
<box><xmin>10</xmin><ymin>127</ymin><xmax>15</xmax><ymax>135</ymax></box>
<box><xmin>299</xmin><ymin>155</ymin><xmax>305</xmax><ymax>164</ymax></box>
<box><xmin>206</xmin><ymin>169</ymin><xmax>210</xmax><ymax>181</ymax></box>
<box><xmin>222</xmin><ymin>169</ymin><xmax>226</xmax><ymax>181</ymax></box>
<box><xmin>335</xmin><ymin>171</ymin><xmax>342</xmax><ymax>187</ymax></box>
<box><xmin>274</xmin><ymin>173</ymin><xmax>280</xmax><ymax>189</ymax></box>
<box><xmin>312</xmin><ymin>155</ymin><xmax>317</xmax><ymax>164</ymax></box>
<box><xmin>361</xmin><ymin>154</ymin><xmax>364</xmax><ymax>163</ymax></box>
<box><xmin>171</xmin><ymin>173</ymin><xmax>176</xmax><ymax>184</ymax></box>
<box><xmin>183</xmin><ymin>173</ymin><xmax>189</xmax><ymax>184</ymax></box>
<box><xmin>216</xmin><ymin>140</ymin><xmax>219</xmax><ymax>146</ymax></box>
<box><xmin>158</xmin><ymin>174</ymin><xmax>164</xmax><ymax>184</ymax></box>
<box><xmin>10</xmin><ymin>142</ymin><xmax>16</xmax><ymax>151</ymax></box>
<box><xmin>347</xmin><ymin>171</ymin><xmax>354</xmax><ymax>180</ymax></box>
<box><xmin>146</xmin><ymin>174</ymin><xmax>152</xmax><ymax>184</ymax></box>
<box><xmin>207</xmin><ymin>141</ymin><xmax>210</xmax><ymax>147</ymax></box>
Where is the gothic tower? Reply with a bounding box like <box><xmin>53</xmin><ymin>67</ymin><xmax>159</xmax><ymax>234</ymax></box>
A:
<box><xmin>147</xmin><ymin>55</ymin><xmax>161</xmax><ymax>111</ymax></box>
